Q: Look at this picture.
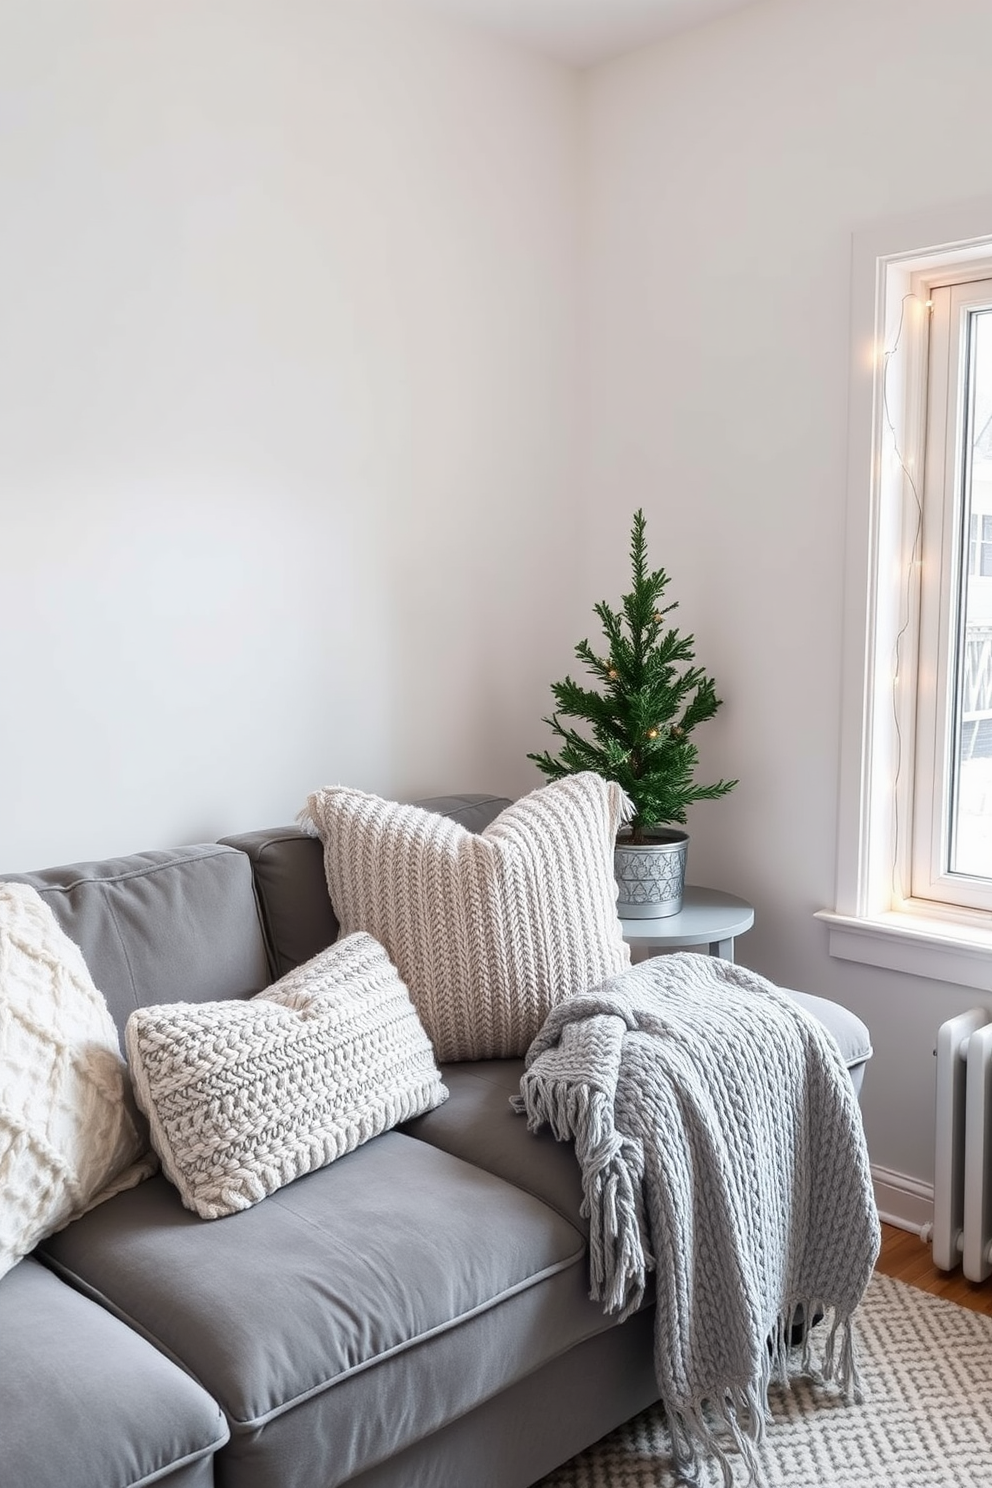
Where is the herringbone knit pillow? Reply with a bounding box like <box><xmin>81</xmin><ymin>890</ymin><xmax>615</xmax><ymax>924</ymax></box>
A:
<box><xmin>300</xmin><ymin>772</ymin><xmax>632</xmax><ymax>1062</ymax></box>
<box><xmin>0</xmin><ymin>882</ymin><xmax>153</xmax><ymax>1282</ymax></box>
<box><xmin>126</xmin><ymin>932</ymin><xmax>447</xmax><ymax>1220</ymax></box>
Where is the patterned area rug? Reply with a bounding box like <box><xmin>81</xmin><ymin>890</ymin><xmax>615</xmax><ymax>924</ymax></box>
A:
<box><xmin>536</xmin><ymin>1273</ymin><xmax>992</xmax><ymax>1487</ymax></box>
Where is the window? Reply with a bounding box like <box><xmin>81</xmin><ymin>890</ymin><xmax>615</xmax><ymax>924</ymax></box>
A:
<box><xmin>967</xmin><ymin>514</ymin><xmax>992</xmax><ymax>578</ymax></box>
<box><xmin>913</xmin><ymin>277</ymin><xmax>992</xmax><ymax>911</ymax></box>
<box><xmin>819</xmin><ymin>201</ymin><xmax>992</xmax><ymax>990</ymax></box>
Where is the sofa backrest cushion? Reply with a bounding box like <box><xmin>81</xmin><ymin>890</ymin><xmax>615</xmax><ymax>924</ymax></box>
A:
<box><xmin>218</xmin><ymin>829</ymin><xmax>336</xmax><ymax>980</ymax></box>
<box><xmin>223</xmin><ymin>794</ymin><xmax>511</xmax><ymax>981</ymax></box>
<box><xmin>1</xmin><ymin>846</ymin><xmax>270</xmax><ymax>1040</ymax></box>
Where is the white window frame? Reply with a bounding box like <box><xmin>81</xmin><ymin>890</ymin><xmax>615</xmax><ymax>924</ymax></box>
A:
<box><xmin>912</xmin><ymin>276</ymin><xmax>992</xmax><ymax>914</ymax></box>
<box><xmin>817</xmin><ymin>199</ymin><xmax>992</xmax><ymax>991</ymax></box>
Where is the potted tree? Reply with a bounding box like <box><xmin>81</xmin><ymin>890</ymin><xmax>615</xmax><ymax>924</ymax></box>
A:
<box><xmin>528</xmin><ymin>509</ymin><xmax>737</xmax><ymax>917</ymax></box>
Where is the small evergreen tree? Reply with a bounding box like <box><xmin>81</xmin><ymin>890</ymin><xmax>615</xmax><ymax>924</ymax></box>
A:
<box><xmin>528</xmin><ymin>509</ymin><xmax>737</xmax><ymax>844</ymax></box>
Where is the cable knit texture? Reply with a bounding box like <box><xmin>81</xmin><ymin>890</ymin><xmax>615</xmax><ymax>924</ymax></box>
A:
<box><xmin>126</xmin><ymin>932</ymin><xmax>448</xmax><ymax>1220</ymax></box>
<box><xmin>300</xmin><ymin>773</ymin><xmax>632</xmax><ymax>1063</ymax></box>
<box><xmin>513</xmin><ymin>953</ymin><xmax>881</xmax><ymax>1488</ymax></box>
<box><xmin>0</xmin><ymin>882</ymin><xmax>153</xmax><ymax>1282</ymax></box>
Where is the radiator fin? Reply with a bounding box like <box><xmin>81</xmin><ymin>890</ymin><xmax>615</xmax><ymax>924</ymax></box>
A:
<box><xmin>933</xmin><ymin>1008</ymin><xmax>992</xmax><ymax>1282</ymax></box>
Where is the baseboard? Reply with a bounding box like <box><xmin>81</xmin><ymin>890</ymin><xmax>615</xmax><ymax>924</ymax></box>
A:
<box><xmin>872</xmin><ymin>1164</ymin><xmax>934</xmax><ymax>1236</ymax></box>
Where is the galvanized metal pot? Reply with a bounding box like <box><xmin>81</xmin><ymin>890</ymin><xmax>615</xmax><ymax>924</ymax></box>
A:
<box><xmin>614</xmin><ymin>829</ymin><xmax>689</xmax><ymax>918</ymax></box>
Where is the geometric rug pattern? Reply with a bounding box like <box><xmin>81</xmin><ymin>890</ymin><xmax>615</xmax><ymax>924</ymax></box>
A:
<box><xmin>536</xmin><ymin>1273</ymin><xmax>992</xmax><ymax>1487</ymax></box>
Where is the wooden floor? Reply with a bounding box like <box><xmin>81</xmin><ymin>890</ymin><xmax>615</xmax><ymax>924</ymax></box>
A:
<box><xmin>875</xmin><ymin>1221</ymin><xmax>992</xmax><ymax>1316</ymax></box>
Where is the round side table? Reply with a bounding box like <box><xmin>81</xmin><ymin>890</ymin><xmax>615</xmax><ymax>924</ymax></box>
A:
<box><xmin>619</xmin><ymin>885</ymin><xmax>754</xmax><ymax>962</ymax></box>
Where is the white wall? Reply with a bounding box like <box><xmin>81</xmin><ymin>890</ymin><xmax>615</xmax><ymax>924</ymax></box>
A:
<box><xmin>0</xmin><ymin>0</ymin><xmax>581</xmax><ymax>870</ymax></box>
<box><xmin>579</xmin><ymin>0</ymin><xmax>992</xmax><ymax>1203</ymax></box>
<box><xmin>6</xmin><ymin>0</ymin><xmax>988</xmax><ymax>1203</ymax></box>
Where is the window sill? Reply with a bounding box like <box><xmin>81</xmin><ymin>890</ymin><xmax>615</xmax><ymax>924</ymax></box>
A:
<box><xmin>815</xmin><ymin>908</ymin><xmax>992</xmax><ymax>991</ymax></box>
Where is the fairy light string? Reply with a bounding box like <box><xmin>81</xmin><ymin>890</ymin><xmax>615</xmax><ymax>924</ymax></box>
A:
<box><xmin>880</xmin><ymin>291</ymin><xmax>931</xmax><ymax>901</ymax></box>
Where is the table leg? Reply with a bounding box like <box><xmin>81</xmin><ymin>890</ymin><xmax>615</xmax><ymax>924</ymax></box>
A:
<box><xmin>710</xmin><ymin>936</ymin><xmax>735</xmax><ymax>961</ymax></box>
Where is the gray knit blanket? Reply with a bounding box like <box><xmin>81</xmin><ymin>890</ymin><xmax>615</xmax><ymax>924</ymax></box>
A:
<box><xmin>513</xmin><ymin>953</ymin><xmax>880</xmax><ymax>1486</ymax></box>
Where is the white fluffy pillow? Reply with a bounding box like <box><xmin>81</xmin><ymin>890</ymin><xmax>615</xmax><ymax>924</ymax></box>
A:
<box><xmin>126</xmin><ymin>932</ymin><xmax>447</xmax><ymax>1220</ymax></box>
<box><xmin>0</xmin><ymin>882</ymin><xmax>153</xmax><ymax>1282</ymax></box>
<box><xmin>300</xmin><ymin>772</ymin><xmax>632</xmax><ymax>1062</ymax></box>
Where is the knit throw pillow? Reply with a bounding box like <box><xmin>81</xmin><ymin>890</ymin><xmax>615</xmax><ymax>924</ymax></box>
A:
<box><xmin>0</xmin><ymin>882</ymin><xmax>153</xmax><ymax>1282</ymax></box>
<box><xmin>125</xmin><ymin>932</ymin><xmax>447</xmax><ymax>1220</ymax></box>
<box><xmin>300</xmin><ymin>772</ymin><xmax>632</xmax><ymax>1062</ymax></box>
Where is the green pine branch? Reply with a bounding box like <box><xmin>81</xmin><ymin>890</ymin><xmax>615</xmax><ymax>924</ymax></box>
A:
<box><xmin>527</xmin><ymin>509</ymin><xmax>737</xmax><ymax>841</ymax></box>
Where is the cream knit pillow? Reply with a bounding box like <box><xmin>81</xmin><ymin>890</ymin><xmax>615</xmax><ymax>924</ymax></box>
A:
<box><xmin>300</xmin><ymin>772</ymin><xmax>632</xmax><ymax>1062</ymax></box>
<box><xmin>126</xmin><ymin>932</ymin><xmax>447</xmax><ymax>1220</ymax></box>
<box><xmin>0</xmin><ymin>882</ymin><xmax>153</xmax><ymax>1282</ymax></box>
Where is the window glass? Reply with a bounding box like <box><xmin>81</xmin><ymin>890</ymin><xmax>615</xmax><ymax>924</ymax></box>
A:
<box><xmin>951</xmin><ymin>308</ymin><xmax>992</xmax><ymax>878</ymax></box>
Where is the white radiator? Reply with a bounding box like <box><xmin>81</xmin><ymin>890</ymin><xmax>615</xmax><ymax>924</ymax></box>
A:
<box><xmin>933</xmin><ymin>1008</ymin><xmax>992</xmax><ymax>1281</ymax></box>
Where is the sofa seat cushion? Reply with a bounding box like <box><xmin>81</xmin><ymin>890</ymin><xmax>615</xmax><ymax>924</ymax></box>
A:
<box><xmin>0</xmin><ymin>1255</ymin><xmax>228</xmax><ymax>1488</ymax></box>
<box><xmin>39</xmin><ymin>1131</ymin><xmax>614</xmax><ymax>1488</ymax></box>
<box><xmin>404</xmin><ymin>991</ymin><xmax>873</xmax><ymax>1229</ymax></box>
<box><xmin>403</xmin><ymin>1059</ymin><xmax>588</xmax><ymax>1235</ymax></box>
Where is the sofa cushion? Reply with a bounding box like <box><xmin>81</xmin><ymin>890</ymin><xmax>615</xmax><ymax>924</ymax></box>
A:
<box><xmin>38</xmin><ymin>1132</ymin><xmax>618</xmax><ymax>1488</ymax></box>
<box><xmin>401</xmin><ymin>994</ymin><xmax>873</xmax><ymax>1235</ymax></box>
<box><xmin>216</xmin><ymin>828</ymin><xmax>340</xmax><ymax>979</ymax></box>
<box><xmin>403</xmin><ymin>1058</ymin><xmax>588</xmax><ymax>1234</ymax></box>
<box><xmin>0</xmin><ymin>882</ymin><xmax>154</xmax><ymax>1281</ymax></box>
<box><xmin>221</xmin><ymin>795</ymin><xmax>511</xmax><ymax>981</ymax></box>
<box><xmin>2</xmin><ymin>845</ymin><xmax>271</xmax><ymax>1041</ymax></box>
<box><xmin>785</xmin><ymin>987</ymin><xmax>872</xmax><ymax>1096</ymax></box>
<box><xmin>0</xmin><ymin>1255</ymin><xmax>228</xmax><ymax>1488</ymax></box>
<box><xmin>299</xmin><ymin>774</ymin><xmax>631</xmax><ymax>1062</ymax></box>
<box><xmin>403</xmin><ymin>1003</ymin><xmax>871</xmax><ymax>1221</ymax></box>
<box><xmin>126</xmin><ymin>934</ymin><xmax>447</xmax><ymax>1219</ymax></box>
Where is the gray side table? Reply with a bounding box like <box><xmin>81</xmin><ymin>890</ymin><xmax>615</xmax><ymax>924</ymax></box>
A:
<box><xmin>619</xmin><ymin>885</ymin><xmax>754</xmax><ymax>962</ymax></box>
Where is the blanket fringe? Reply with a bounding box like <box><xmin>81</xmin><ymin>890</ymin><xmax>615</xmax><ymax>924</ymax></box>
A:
<box><xmin>512</xmin><ymin>1077</ymin><xmax>653</xmax><ymax>1316</ymax></box>
<box><xmin>820</xmin><ymin>1305</ymin><xmax>864</xmax><ymax>1404</ymax></box>
<box><xmin>666</xmin><ymin>1383</ymin><xmax>766</xmax><ymax>1488</ymax></box>
<box><xmin>663</xmin><ymin>1301</ymin><xmax>864</xmax><ymax>1486</ymax></box>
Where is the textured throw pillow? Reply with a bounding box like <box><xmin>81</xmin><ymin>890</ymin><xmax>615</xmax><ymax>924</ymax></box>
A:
<box><xmin>125</xmin><ymin>932</ymin><xmax>447</xmax><ymax>1220</ymax></box>
<box><xmin>0</xmin><ymin>882</ymin><xmax>153</xmax><ymax>1282</ymax></box>
<box><xmin>300</xmin><ymin>771</ymin><xmax>632</xmax><ymax>1062</ymax></box>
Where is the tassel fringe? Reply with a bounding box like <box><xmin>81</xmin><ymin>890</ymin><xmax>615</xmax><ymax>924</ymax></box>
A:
<box><xmin>659</xmin><ymin>1303</ymin><xmax>865</xmax><ymax>1486</ymax></box>
<box><xmin>513</xmin><ymin>1075</ymin><xmax>653</xmax><ymax>1316</ymax></box>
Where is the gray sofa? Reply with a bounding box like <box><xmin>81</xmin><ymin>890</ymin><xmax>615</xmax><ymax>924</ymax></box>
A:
<box><xmin>0</xmin><ymin>794</ymin><xmax>873</xmax><ymax>1488</ymax></box>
